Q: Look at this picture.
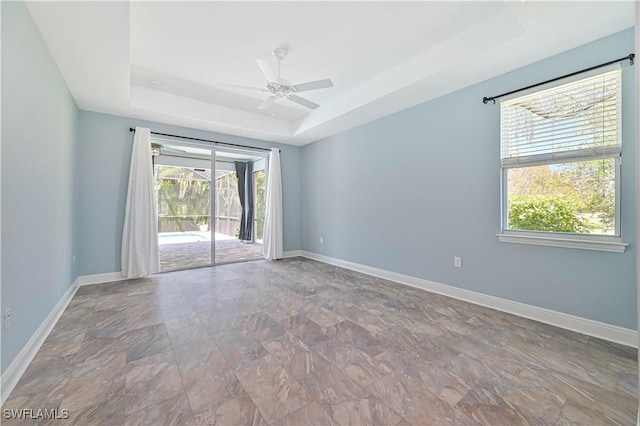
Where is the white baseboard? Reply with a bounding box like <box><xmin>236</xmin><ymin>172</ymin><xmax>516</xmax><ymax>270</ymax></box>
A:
<box><xmin>282</xmin><ymin>250</ymin><xmax>303</xmax><ymax>258</ymax></box>
<box><xmin>77</xmin><ymin>271</ymin><xmax>124</xmax><ymax>286</ymax></box>
<box><xmin>300</xmin><ymin>251</ymin><xmax>638</xmax><ymax>348</ymax></box>
<box><xmin>1</xmin><ymin>278</ymin><xmax>80</xmax><ymax>406</ymax></box>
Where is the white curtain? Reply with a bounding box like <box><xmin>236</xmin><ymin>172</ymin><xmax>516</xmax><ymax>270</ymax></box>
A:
<box><xmin>263</xmin><ymin>148</ymin><xmax>284</xmax><ymax>260</ymax></box>
<box><xmin>121</xmin><ymin>127</ymin><xmax>160</xmax><ymax>278</ymax></box>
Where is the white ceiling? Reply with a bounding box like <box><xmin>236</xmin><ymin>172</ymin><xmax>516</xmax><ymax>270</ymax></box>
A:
<box><xmin>25</xmin><ymin>1</ymin><xmax>634</xmax><ymax>146</ymax></box>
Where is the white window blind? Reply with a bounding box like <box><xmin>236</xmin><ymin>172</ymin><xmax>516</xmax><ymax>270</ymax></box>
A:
<box><xmin>501</xmin><ymin>68</ymin><xmax>621</xmax><ymax>167</ymax></box>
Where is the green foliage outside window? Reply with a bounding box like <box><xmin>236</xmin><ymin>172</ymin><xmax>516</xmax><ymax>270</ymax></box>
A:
<box><xmin>155</xmin><ymin>165</ymin><xmax>267</xmax><ymax>238</ymax></box>
<box><xmin>156</xmin><ymin>166</ymin><xmax>210</xmax><ymax>233</ymax></box>
<box><xmin>507</xmin><ymin>159</ymin><xmax>615</xmax><ymax>235</ymax></box>
<box><xmin>508</xmin><ymin>195</ymin><xmax>591</xmax><ymax>233</ymax></box>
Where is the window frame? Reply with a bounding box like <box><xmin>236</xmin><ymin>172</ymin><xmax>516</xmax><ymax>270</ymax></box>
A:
<box><xmin>497</xmin><ymin>65</ymin><xmax>627</xmax><ymax>253</ymax></box>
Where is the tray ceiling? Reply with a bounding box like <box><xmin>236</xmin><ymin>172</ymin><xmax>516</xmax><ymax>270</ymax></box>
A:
<box><xmin>25</xmin><ymin>1</ymin><xmax>634</xmax><ymax>145</ymax></box>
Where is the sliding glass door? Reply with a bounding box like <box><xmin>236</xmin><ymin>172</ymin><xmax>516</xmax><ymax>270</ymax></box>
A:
<box><xmin>154</xmin><ymin>143</ymin><xmax>213</xmax><ymax>271</ymax></box>
<box><xmin>153</xmin><ymin>141</ymin><xmax>267</xmax><ymax>271</ymax></box>
<box><xmin>214</xmin><ymin>148</ymin><xmax>266</xmax><ymax>265</ymax></box>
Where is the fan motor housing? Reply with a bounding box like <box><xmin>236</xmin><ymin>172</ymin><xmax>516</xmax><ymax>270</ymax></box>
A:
<box><xmin>267</xmin><ymin>82</ymin><xmax>295</xmax><ymax>96</ymax></box>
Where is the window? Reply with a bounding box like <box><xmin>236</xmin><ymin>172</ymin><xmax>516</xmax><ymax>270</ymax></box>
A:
<box><xmin>155</xmin><ymin>165</ymin><xmax>211</xmax><ymax>233</ymax></box>
<box><xmin>215</xmin><ymin>171</ymin><xmax>242</xmax><ymax>237</ymax></box>
<box><xmin>253</xmin><ymin>169</ymin><xmax>266</xmax><ymax>243</ymax></box>
<box><xmin>499</xmin><ymin>67</ymin><xmax>626</xmax><ymax>251</ymax></box>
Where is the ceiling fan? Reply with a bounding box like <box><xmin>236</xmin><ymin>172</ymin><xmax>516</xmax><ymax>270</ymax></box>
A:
<box><xmin>221</xmin><ymin>48</ymin><xmax>334</xmax><ymax>110</ymax></box>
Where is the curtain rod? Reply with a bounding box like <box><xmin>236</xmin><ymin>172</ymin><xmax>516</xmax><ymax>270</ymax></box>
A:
<box><xmin>129</xmin><ymin>128</ymin><xmax>277</xmax><ymax>153</ymax></box>
<box><xmin>482</xmin><ymin>53</ymin><xmax>634</xmax><ymax>105</ymax></box>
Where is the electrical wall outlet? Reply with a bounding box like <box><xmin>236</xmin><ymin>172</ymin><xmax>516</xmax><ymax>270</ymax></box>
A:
<box><xmin>454</xmin><ymin>256</ymin><xmax>462</xmax><ymax>268</ymax></box>
<box><xmin>5</xmin><ymin>308</ymin><xmax>12</xmax><ymax>330</ymax></box>
<box><xmin>320</xmin><ymin>236</ymin><xmax>324</xmax><ymax>244</ymax></box>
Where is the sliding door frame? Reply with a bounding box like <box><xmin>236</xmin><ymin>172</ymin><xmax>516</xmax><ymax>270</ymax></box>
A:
<box><xmin>210</xmin><ymin>147</ymin><xmax>216</xmax><ymax>265</ymax></box>
<box><xmin>153</xmin><ymin>135</ymin><xmax>269</xmax><ymax>270</ymax></box>
<box><xmin>213</xmin><ymin>145</ymin><xmax>269</xmax><ymax>265</ymax></box>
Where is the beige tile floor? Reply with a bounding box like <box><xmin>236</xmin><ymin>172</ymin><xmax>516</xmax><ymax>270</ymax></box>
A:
<box><xmin>2</xmin><ymin>258</ymin><xmax>637</xmax><ymax>425</ymax></box>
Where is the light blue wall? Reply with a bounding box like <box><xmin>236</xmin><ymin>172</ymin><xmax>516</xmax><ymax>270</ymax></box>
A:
<box><xmin>77</xmin><ymin>111</ymin><xmax>302</xmax><ymax>275</ymax></box>
<box><xmin>0</xmin><ymin>2</ymin><xmax>634</xmax><ymax>384</ymax></box>
<box><xmin>302</xmin><ymin>29</ymin><xmax>637</xmax><ymax>329</ymax></box>
<box><xmin>1</xmin><ymin>2</ymin><xmax>80</xmax><ymax>373</ymax></box>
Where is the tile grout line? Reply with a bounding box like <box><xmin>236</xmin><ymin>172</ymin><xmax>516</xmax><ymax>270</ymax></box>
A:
<box><xmin>154</xmin><ymin>282</ymin><xmax>200</xmax><ymax>424</ymax></box>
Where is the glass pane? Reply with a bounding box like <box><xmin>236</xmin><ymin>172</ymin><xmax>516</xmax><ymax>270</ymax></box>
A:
<box><xmin>214</xmin><ymin>153</ymin><xmax>264</xmax><ymax>264</ymax></box>
<box><xmin>506</xmin><ymin>158</ymin><xmax>616</xmax><ymax>235</ymax></box>
<box><xmin>214</xmin><ymin>172</ymin><xmax>240</xmax><ymax>239</ymax></box>
<box><xmin>156</xmin><ymin>164</ymin><xmax>212</xmax><ymax>270</ymax></box>
<box><xmin>253</xmin><ymin>169</ymin><xmax>266</xmax><ymax>243</ymax></box>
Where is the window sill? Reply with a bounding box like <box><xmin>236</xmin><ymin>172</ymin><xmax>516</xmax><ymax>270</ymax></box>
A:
<box><xmin>497</xmin><ymin>233</ymin><xmax>628</xmax><ymax>253</ymax></box>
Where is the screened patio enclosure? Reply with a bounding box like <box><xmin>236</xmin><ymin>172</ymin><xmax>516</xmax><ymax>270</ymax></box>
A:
<box><xmin>153</xmin><ymin>141</ymin><xmax>266</xmax><ymax>271</ymax></box>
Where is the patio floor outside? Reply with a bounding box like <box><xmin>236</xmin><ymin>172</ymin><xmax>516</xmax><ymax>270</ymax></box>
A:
<box><xmin>159</xmin><ymin>232</ymin><xmax>263</xmax><ymax>270</ymax></box>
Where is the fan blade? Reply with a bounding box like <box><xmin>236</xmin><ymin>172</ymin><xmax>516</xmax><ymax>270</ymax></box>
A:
<box><xmin>292</xmin><ymin>79</ymin><xmax>334</xmax><ymax>93</ymax></box>
<box><xmin>287</xmin><ymin>94</ymin><xmax>319</xmax><ymax>110</ymax></box>
<box><xmin>256</xmin><ymin>59</ymin><xmax>279</xmax><ymax>83</ymax></box>
<box><xmin>219</xmin><ymin>83</ymin><xmax>268</xmax><ymax>93</ymax></box>
<box><xmin>258</xmin><ymin>96</ymin><xmax>277</xmax><ymax>110</ymax></box>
